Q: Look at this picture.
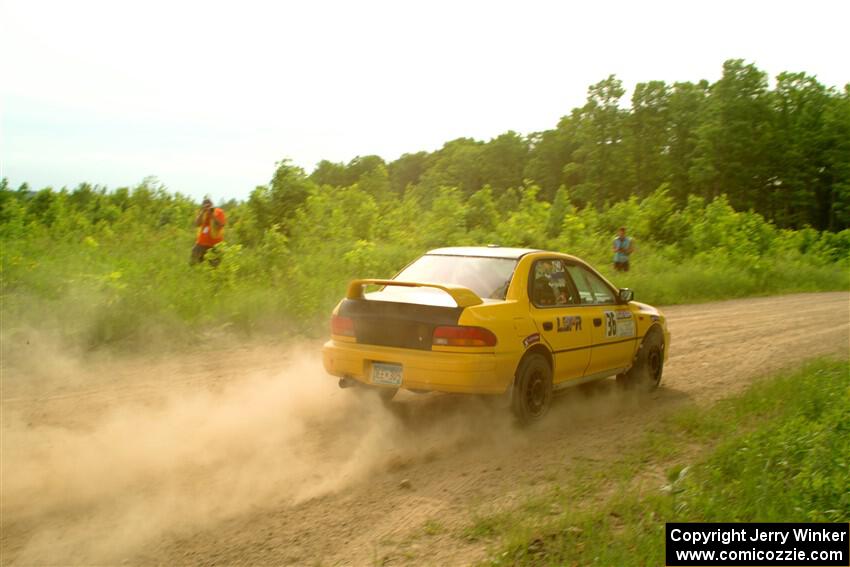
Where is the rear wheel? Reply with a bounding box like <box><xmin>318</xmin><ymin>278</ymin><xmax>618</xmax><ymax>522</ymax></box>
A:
<box><xmin>511</xmin><ymin>353</ymin><xmax>553</xmax><ymax>423</ymax></box>
<box><xmin>618</xmin><ymin>329</ymin><xmax>664</xmax><ymax>391</ymax></box>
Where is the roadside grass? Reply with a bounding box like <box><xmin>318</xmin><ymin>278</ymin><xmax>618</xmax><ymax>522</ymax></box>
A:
<box><xmin>470</xmin><ymin>359</ymin><xmax>850</xmax><ymax>566</ymax></box>
<box><xmin>608</xmin><ymin>251</ymin><xmax>850</xmax><ymax>306</ymax></box>
<box><xmin>423</xmin><ymin>519</ymin><xmax>446</xmax><ymax>536</ymax></box>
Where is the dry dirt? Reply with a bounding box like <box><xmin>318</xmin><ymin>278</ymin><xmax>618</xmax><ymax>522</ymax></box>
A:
<box><xmin>1</xmin><ymin>292</ymin><xmax>848</xmax><ymax>566</ymax></box>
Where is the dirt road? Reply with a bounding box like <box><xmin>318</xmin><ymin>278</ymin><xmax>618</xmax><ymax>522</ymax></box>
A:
<box><xmin>2</xmin><ymin>292</ymin><xmax>848</xmax><ymax>566</ymax></box>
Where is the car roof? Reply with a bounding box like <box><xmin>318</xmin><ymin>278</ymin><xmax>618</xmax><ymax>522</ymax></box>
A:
<box><xmin>425</xmin><ymin>247</ymin><xmax>591</xmax><ymax>264</ymax></box>
<box><xmin>426</xmin><ymin>246</ymin><xmax>541</xmax><ymax>259</ymax></box>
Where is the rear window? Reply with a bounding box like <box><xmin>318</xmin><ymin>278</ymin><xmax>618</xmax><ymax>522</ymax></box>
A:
<box><xmin>393</xmin><ymin>255</ymin><xmax>518</xmax><ymax>300</ymax></box>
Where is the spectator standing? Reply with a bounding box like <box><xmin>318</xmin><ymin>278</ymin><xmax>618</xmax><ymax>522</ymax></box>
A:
<box><xmin>612</xmin><ymin>227</ymin><xmax>634</xmax><ymax>272</ymax></box>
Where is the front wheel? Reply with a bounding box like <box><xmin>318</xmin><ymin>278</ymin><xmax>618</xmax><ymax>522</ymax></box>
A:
<box><xmin>511</xmin><ymin>353</ymin><xmax>553</xmax><ymax>424</ymax></box>
<box><xmin>618</xmin><ymin>329</ymin><xmax>664</xmax><ymax>391</ymax></box>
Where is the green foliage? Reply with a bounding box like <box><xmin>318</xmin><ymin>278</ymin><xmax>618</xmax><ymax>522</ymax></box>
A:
<box><xmin>545</xmin><ymin>186</ymin><xmax>574</xmax><ymax>239</ymax></box>
<box><xmin>496</xmin><ymin>184</ymin><xmax>550</xmax><ymax>247</ymax></box>
<box><xmin>466</xmin><ymin>186</ymin><xmax>500</xmax><ymax>240</ymax></box>
<box><xmin>421</xmin><ymin>187</ymin><xmax>468</xmax><ymax>248</ymax></box>
<box><xmin>2</xmin><ymin>174</ymin><xmax>846</xmax><ymax>353</ymax></box>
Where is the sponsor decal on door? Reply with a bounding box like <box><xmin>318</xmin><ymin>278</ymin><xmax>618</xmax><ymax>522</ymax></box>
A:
<box><xmin>604</xmin><ymin>310</ymin><xmax>636</xmax><ymax>338</ymax></box>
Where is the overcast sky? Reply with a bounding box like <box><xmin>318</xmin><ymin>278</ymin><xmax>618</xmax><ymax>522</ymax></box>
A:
<box><xmin>1</xmin><ymin>0</ymin><xmax>848</xmax><ymax>202</ymax></box>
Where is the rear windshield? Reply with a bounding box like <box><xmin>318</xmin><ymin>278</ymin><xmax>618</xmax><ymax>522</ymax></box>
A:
<box><xmin>393</xmin><ymin>254</ymin><xmax>518</xmax><ymax>300</ymax></box>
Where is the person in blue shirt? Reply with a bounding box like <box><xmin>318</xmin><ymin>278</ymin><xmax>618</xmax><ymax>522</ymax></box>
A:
<box><xmin>612</xmin><ymin>227</ymin><xmax>634</xmax><ymax>272</ymax></box>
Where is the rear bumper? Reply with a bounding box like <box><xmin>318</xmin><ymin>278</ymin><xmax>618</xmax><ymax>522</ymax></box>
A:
<box><xmin>322</xmin><ymin>340</ymin><xmax>515</xmax><ymax>394</ymax></box>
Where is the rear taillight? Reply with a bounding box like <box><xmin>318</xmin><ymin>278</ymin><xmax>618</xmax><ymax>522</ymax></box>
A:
<box><xmin>331</xmin><ymin>314</ymin><xmax>355</xmax><ymax>337</ymax></box>
<box><xmin>432</xmin><ymin>326</ymin><xmax>497</xmax><ymax>347</ymax></box>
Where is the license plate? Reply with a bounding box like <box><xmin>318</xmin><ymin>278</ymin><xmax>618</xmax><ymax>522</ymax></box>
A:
<box><xmin>371</xmin><ymin>362</ymin><xmax>402</xmax><ymax>386</ymax></box>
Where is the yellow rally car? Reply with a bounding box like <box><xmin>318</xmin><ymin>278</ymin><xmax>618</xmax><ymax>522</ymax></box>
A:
<box><xmin>322</xmin><ymin>246</ymin><xmax>670</xmax><ymax>422</ymax></box>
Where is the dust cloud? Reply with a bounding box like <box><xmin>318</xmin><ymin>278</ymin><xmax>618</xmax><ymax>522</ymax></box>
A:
<box><xmin>1</xmin><ymin>342</ymin><xmax>526</xmax><ymax>565</ymax></box>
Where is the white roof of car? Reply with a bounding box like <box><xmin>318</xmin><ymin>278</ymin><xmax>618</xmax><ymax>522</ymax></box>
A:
<box><xmin>426</xmin><ymin>246</ymin><xmax>541</xmax><ymax>259</ymax></box>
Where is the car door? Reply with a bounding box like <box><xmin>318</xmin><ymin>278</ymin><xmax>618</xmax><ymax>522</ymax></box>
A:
<box><xmin>527</xmin><ymin>258</ymin><xmax>591</xmax><ymax>385</ymax></box>
<box><xmin>563</xmin><ymin>263</ymin><xmax>637</xmax><ymax>377</ymax></box>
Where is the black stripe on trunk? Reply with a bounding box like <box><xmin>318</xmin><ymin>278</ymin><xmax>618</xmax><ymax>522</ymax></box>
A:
<box><xmin>338</xmin><ymin>298</ymin><xmax>463</xmax><ymax>350</ymax></box>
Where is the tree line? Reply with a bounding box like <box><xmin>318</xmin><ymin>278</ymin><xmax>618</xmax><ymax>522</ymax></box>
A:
<box><xmin>5</xmin><ymin>59</ymin><xmax>848</xmax><ymax>236</ymax></box>
<box><xmin>294</xmin><ymin>59</ymin><xmax>847</xmax><ymax>232</ymax></box>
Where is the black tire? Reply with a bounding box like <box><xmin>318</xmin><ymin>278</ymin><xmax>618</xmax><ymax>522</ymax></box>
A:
<box><xmin>511</xmin><ymin>353</ymin><xmax>553</xmax><ymax>423</ymax></box>
<box><xmin>618</xmin><ymin>328</ymin><xmax>664</xmax><ymax>391</ymax></box>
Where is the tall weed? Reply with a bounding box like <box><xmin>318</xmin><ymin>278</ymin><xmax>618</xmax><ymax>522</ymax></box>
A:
<box><xmin>2</xmin><ymin>183</ymin><xmax>847</xmax><ymax>352</ymax></box>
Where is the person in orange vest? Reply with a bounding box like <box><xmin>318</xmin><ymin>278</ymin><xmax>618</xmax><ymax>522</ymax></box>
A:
<box><xmin>190</xmin><ymin>198</ymin><xmax>227</xmax><ymax>265</ymax></box>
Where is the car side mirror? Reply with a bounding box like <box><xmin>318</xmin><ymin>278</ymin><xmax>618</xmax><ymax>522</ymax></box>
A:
<box><xmin>618</xmin><ymin>288</ymin><xmax>634</xmax><ymax>303</ymax></box>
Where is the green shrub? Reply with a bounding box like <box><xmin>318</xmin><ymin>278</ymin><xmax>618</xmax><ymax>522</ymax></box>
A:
<box><xmin>1</xmin><ymin>181</ymin><xmax>847</xmax><ymax>352</ymax></box>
